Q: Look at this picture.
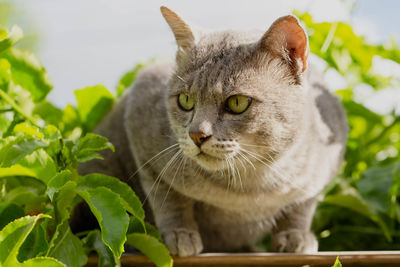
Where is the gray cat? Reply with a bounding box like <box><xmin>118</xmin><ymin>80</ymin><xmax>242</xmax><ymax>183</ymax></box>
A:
<box><xmin>73</xmin><ymin>6</ymin><xmax>348</xmax><ymax>256</ymax></box>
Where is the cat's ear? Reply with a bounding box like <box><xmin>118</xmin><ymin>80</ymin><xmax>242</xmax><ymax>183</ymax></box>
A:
<box><xmin>160</xmin><ymin>6</ymin><xmax>195</xmax><ymax>52</ymax></box>
<box><xmin>259</xmin><ymin>15</ymin><xmax>309</xmax><ymax>73</ymax></box>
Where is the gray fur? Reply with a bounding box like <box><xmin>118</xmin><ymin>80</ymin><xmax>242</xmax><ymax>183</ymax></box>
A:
<box><xmin>73</xmin><ymin>8</ymin><xmax>348</xmax><ymax>255</ymax></box>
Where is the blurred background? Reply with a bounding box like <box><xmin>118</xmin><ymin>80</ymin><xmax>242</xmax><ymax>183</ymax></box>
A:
<box><xmin>1</xmin><ymin>0</ymin><xmax>400</xmax><ymax>112</ymax></box>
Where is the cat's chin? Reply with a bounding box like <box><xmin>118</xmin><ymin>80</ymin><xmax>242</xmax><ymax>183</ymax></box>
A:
<box><xmin>194</xmin><ymin>152</ymin><xmax>231</xmax><ymax>171</ymax></box>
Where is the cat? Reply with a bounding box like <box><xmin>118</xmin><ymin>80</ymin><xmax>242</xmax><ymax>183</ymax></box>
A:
<box><xmin>72</xmin><ymin>6</ymin><xmax>348</xmax><ymax>256</ymax></box>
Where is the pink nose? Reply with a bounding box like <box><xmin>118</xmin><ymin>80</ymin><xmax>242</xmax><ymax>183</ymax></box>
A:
<box><xmin>189</xmin><ymin>132</ymin><xmax>211</xmax><ymax>147</ymax></box>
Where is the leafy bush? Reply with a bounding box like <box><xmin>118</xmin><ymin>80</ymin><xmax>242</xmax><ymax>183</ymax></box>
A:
<box><xmin>0</xmin><ymin>8</ymin><xmax>399</xmax><ymax>267</ymax></box>
<box><xmin>0</xmin><ymin>26</ymin><xmax>171</xmax><ymax>267</ymax></box>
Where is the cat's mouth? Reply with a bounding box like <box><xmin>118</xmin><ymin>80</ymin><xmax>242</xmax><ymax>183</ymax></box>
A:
<box><xmin>197</xmin><ymin>151</ymin><xmax>225</xmax><ymax>161</ymax></box>
<box><xmin>194</xmin><ymin>151</ymin><xmax>235</xmax><ymax>170</ymax></box>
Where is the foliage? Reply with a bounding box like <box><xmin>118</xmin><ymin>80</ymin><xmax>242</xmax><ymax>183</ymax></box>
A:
<box><xmin>295</xmin><ymin>12</ymin><xmax>400</xmax><ymax>250</ymax></box>
<box><xmin>0</xmin><ymin>26</ymin><xmax>171</xmax><ymax>267</ymax></box>
<box><xmin>332</xmin><ymin>257</ymin><xmax>342</xmax><ymax>267</ymax></box>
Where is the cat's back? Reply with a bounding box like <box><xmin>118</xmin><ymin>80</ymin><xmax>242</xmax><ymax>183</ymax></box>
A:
<box><xmin>307</xmin><ymin>68</ymin><xmax>348</xmax><ymax>148</ymax></box>
<box><xmin>128</xmin><ymin>62</ymin><xmax>175</xmax><ymax>104</ymax></box>
<box><xmin>123</xmin><ymin>61</ymin><xmax>177</xmax><ymax>164</ymax></box>
<box><xmin>125</xmin><ymin>61</ymin><xmax>175</xmax><ymax>123</ymax></box>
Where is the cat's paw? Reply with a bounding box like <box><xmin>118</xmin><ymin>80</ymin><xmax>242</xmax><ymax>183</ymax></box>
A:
<box><xmin>163</xmin><ymin>228</ymin><xmax>203</xmax><ymax>256</ymax></box>
<box><xmin>270</xmin><ymin>230</ymin><xmax>318</xmax><ymax>253</ymax></box>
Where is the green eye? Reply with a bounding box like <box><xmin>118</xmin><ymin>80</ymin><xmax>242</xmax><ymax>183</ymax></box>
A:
<box><xmin>225</xmin><ymin>95</ymin><xmax>251</xmax><ymax>114</ymax></box>
<box><xmin>178</xmin><ymin>93</ymin><xmax>194</xmax><ymax>111</ymax></box>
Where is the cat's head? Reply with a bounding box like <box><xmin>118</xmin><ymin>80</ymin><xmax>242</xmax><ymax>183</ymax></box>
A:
<box><xmin>161</xmin><ymin>6</ymin><xmax>310</xmax><ymax>171</ymax></box>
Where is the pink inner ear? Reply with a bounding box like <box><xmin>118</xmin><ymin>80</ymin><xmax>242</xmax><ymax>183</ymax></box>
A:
<box><xmin>284</xmin><ymin>22</ymin><xmax>308</xmax><ymax>72</ymax></box>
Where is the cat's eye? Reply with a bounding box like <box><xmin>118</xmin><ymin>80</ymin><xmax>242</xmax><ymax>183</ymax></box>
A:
<box><xmin>178</xmin><ymin>93</ymin><xmax>194</xmax><ymax>111</ymax></box>
<box><xmin>225</xmin><ymin>95</ymin><xmax>251</xmax><ymax>114</ymax></box>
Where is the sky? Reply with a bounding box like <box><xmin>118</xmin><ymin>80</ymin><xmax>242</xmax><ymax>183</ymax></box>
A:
<box><xmin>2</xmin><ymin>0</ymin><xmax>400</xmax><ymax>114</ymax></box>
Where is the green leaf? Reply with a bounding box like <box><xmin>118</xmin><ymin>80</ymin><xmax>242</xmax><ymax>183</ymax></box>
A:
<box><xmin>21</xmin><ymin>257</ymin><xmax>65</xmax><ymax>267</ymax></box>
<box><xmin>127</xmin><ymin>217</ymin><xmax>162</xmax><ymax>242</ymax></box>
<box><xmin>74</xmin><ymin>85</ymin><xmax>114</xmax><ymax>132</ymax></box>
<box><xmin>46</xmin><ymin>170</ymin><xmax>72</xmax><ymax>201</ymax></box>
<box><xmin>1</xmin><ymin>176</ymin><xmax>45</xmax><ymax>194</ymax></box>
<box><xmin>357</xmin><ymin>162</ymin><xmax>400</xmax><ymax>214</ymax></box>
<box><xmin>126</xmin><ymin>233</ymin><xmax>172</xmax><ymax>267</ymax></box>
<box><xmin>144</xmin><ymin>222</ymin><xmax>163</xmax><ymax>243</ymax></box>
<box><xmin>3</xmin><ymin>186</ymin><xmax>47</xmax><ymax>210</ymax></box>
<box><xmin>78</xmin><ymin>187</ymin><xmax>129</xmax><ymax>259</ymax></box>
<box><xmin>127</xmin><ymin>216</ymin><xmax>146</xmax><ymax>235</ymax></box>
<box><xmin>18</xmin><ymin>224</ymin><xmax>49</xmax><ymax>262</ymax></box>
<box><xmin>1</xmin><ymin>48</ymin><xmax>53</xmax><ymax>102</ymax></box>
<box><xmin>46</xmin><ymin>220</ymin><xmax>87</xmax><ymax>267</ymax></box>
<box><xmin>0</xmin><ymin>136</ymin><xmax>47</xmax><ymax>168</ymax></box>
<box><xmin>0</xmin><ymin>110</ymin><xmax>13</xmax><ymax>138</ymax></box>
<box><xmin>0</xmin><ymin>58</ymin><xmax>11</xmax><ymax>91</ymax></box>
<box><xmin>53</xmin><ymin>181</ymin><xmax>77</xmax><ymax>225</ymax></box>
<box><xmin>33</xmin><ymin>101</ymin><xmax>63</xmax><ymax>129</ymax></box>
<box><xmin>331</xmin><ymin>257</ymin><xmax>342</xmax><ymax>267</ymax></box>
<box><xmin>61</xmin><ymin>104</ymin><xmax>81</xmax><ymax>137</ymax></box>
<box><xmin>0</xmin><ymin>87</ymin><xmax>38</xmax><ymax>126</ymax></box>
<box><xmin>82</xmin><ymin>230</ymin><xmax>116</xmax><ymax>267</ymax></box>
<box><xmin>18</xmin><ymin>150</ymin><xmax>57</xmax><ymax>185</ymax></box>
<box><xmin>78</xmin><ymin>174</ymin><xmax>145</xmax><ymax>223</ymax></box>
<box><xmin>73</xmin><ymin>133</ymin><xmax>114</xmax><ymax>163</ymax></box>
<box><xmin>0</xmin><ymin>214</ymin><xmax>50</xmax><ymax>266</ymax></box>
<box><xmin>324</xmin><ymin>191</ymin><xmax>391</xmax><ymax>241</ymax></box>
<box><xmin>0</xmin><ymin>164</ymin><xmax>38</xmax><ymax>178</ymax></box>
<box><xmin>40</xmin><ymin>125</ymin><xmax>63</xmax><ymax>160</ymax></box>
<box><xmin>0</xmin><ymin>25</ymin><xmax>23</xmax><ymax>54</ymax></box>
<box><xmin>14</xmin><ymin>122</ymin><xmax>44</xmax><ymax>139</ymax></box>
<box><xmin>0</xmin><ymin>203</ymin><xmax>25</xmax><ymax>230</ymax></box>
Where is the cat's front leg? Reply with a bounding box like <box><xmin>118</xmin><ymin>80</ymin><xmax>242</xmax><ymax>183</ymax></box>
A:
<box><xmin>270</xmin><ymin>197</ymin><xmax>318</xmax><ymax>253</ymax></box>
<box><xmin>141</xmin><ymin>177</ymin><xmax>203</xmax><ymax>256</ymax></box>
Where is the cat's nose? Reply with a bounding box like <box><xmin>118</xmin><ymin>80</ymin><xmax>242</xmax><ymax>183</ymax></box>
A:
<box><xmin>189</xmin><ymin>132</ymin><xmax>211</xmax><ymax>147</ymax></box>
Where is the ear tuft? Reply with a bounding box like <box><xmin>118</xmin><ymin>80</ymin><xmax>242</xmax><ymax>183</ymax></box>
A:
<box><xmin>260</xmin><ymin>15</ymin><xmax>309</xmax><ymax>73</ymax></box>
<box><xmin>160</xmin><ymin>6</ymin><xmax>194</xmax><ymax>51</ymax></box>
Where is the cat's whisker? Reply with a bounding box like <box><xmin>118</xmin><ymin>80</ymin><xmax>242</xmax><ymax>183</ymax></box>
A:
<box><xmin>227</xmin><ymin>158</ymin><xmax>233</xmax><ymax>188</ymax></box>
<box><xmin>240</xmin><ymin>148</ymin><xmax>309</xmax><ymax>192</ymax></box>
<box><xmin>241</xmin><ymin>149</ymin><xmax>286</xmax><ymax>180</ymax></box>
<box><xmin>128</xmin><ymin>143</ymin><xmax>180</xmax><ymax>181</ymax></box>
<box><xmin>240</xmin><ymin>143</ymin><xmax>269</xmax><ymax>148</ymax></box>
<box><xmin>237</xmin><ymin>150</ymin><xmax>256</xmax><ymax>171</ymax></box>
<box><xmin>232</xmin><ymin>158</ymin><xmax>241</xmax><ymax>190</ymax></box>
<box><xmin>229</xmin><ymin>158</ymin><xmax>237</xmax><ymax>189</ymax></box>
<box><xmin>257</xmin><ymin>150</ymin><xmax>300</xmax><ymax>186</ymax></box>
<box><xmin>235</xmin><ymin>154</ymin><xmax>247</xmax><ymax>177</ymax></box>
<box><xmin>175</xmin><ymin>74</ymin><xmax>187</xmax><ymax>84</ymax></box>
<box><xmin>143</xmin><ymin>149</ymin><xmax>182</xmax><ymax>205</ymax></box>
<box><xmin>180</xmin><ymin>157</ymin><xmax>188</xmax><ymax>190</ymax></box>
<box><xmin>225</xmin><ymin>159</ymin><xmax>232</xmax><ymax>191</ymax></box>
<box><xmin>234</xmin><ymin>157</ymin><xmax>244</xmax><ymax>192</ymax></box>
<box><xmin>224</xmin><ymin>159</ymin><xmax>229</xmax><ymax>190</ymax></box>
<box><xmin>153</xmin><ymin>150</ymin><xmax>183</xmax><ymax>203</ymax></box>
<box><xmin>160</xmin><ymin>152</ymin><xmax>186</xmax><ymax>210</ymax></box>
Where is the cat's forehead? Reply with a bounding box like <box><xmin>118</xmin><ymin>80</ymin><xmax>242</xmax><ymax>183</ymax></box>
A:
<box><xmin>171</xmin><ymin>30</ymin><xmax>297</xmax><ymax>97</ymax></box>
<box><xmin>191</xmin><ymin>31</ymin><xmax>260</xmax><ymax>67</ymax></box>
<box><xmin>175</xmin><ymin>32</ymin><xmax>259</xmax><ymax>91</ymax></box>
